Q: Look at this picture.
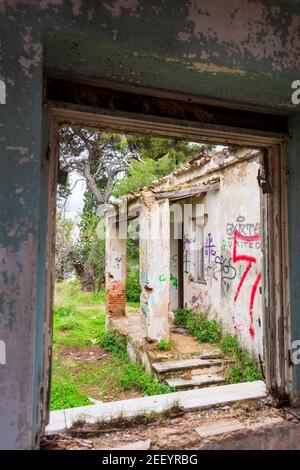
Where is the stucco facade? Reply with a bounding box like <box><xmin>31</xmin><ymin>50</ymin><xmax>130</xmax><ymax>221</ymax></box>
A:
<box><xmin>107</xmin><ymin>148</ymin><xmax>263</xmax><ymax>359</ymax></box>
<box><xmin>1</xmin><ymin>0</ymin><xmax>300</xmax><ymax>450</ymax></box>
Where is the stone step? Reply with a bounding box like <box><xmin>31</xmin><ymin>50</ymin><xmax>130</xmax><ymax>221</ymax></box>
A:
<box><xmin>152</xmin><ymin>357</ymin><xmax>226</xmax><ymax>375</ymax></box>
<box><xmin>200</xmin><ymin>349</ymin><xmax>224</xmax><ymax>360</ymax></box>
<box><xmin>165</xmin><ymin>373</ymin><xmax>225</xmax><ymax>390</ymax></box>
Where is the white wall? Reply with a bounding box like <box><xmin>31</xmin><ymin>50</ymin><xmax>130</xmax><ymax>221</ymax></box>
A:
<box><xmin>183</xmin><ymin>158</ymin><xmax>263</xmax><ymax>359</ymax></box>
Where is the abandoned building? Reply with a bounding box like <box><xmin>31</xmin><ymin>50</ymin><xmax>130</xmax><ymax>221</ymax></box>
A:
<box><xmin>106</xmin><ymin>147</ymin><xmax>263</xmax><ymax>361</ymax></box>
<box><xmin>2</xmin><ymin>0</ymin><xmax>300</xmax><ymax>450</ymax></box>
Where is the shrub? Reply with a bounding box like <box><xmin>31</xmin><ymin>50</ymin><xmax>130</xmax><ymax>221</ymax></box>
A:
<box><xmin>187</xmin><ymin>313</ymin><xmax>222</xmax><ymax>344</ymax></box>
<box><xmin>225</xmin><ymin>364</ymin><xmax>244</xmax><ymax>384</ymax></box>
<box><xmin>99</xmin><ymin>333</ymin><xmax>127</xmax><ymax>357</ymax></box>
<box><xmin>126</xmin><ymin>272</ymin><xmax>141</xmax><ymax>303</ymax></box>
<box><xmin>244</xmin><ymin>356</ymin><xmax>262</xmax><ymax>382</ymax></box>
<box><xmin>220</xmin><ymin>333</ymin><xmax>242</xmax><ymax>358</ymax></box>
<box><xmin>173</xmin><ymin>307</ymin><xmax>192</xmax><ymax>327</ymax></box>
<box><xmin>221</xmin><ymin>333</ymin><xmax>261</xmax><ymax>384</ymax></box>
<box><xmin>155</xmin><ymin>339</ymin><xmax>173</xmax><ymax>351</ymax></box>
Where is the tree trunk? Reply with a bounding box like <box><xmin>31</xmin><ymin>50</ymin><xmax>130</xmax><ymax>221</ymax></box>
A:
<box><xmin>72</xmin><ymin>259</ymin><xmax>95</xmax><ymax>292</ymax></box>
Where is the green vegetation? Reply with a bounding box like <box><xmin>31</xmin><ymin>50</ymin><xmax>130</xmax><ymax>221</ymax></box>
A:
<box><xmin>120</xmin><ymin>362</ymin><xmax>173</xmax><ymax>395</ymax></box>
<box><xmin>172</xmin><ymin>308</ymin><xmax>261</xmax><ymax>384</ymax></box>
<box><xmin>173</xmin><ymin>308</ymin><xmax>222</xmax><ymax>344</ymax></box>
<box><xmin>51</xmin><ymin>281</ymin><xmax>172</xmax><ymax>411</ymax></box>
<box><xmin>187</xmin><ymin>313</ymin><xmax>222</xmax><ymax>344</ymax></box>
<box><xmin>173</xmin><ymin>307</ymin><xmax>191</xmax><ymax>327</ymax></box>
<box><xmin>220</xmin><ymin>333</ymin><xmax>261</xmax><ymax>383</ymax></box>
<box><xmin>155</xmin><ymin>339</ymin><xmax>173</xmax><ymax>351</ymax></box>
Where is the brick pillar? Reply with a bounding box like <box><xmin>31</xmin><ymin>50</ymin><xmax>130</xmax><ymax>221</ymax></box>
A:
<box><xmin>139</xmin><ymin>193</ymin><xmax>170</xmax><ymax>340</ymax></box>
<box><xmin>105</xmin><ymin>208</ymin><xmax>127</xmax><ymax>319</ymax></box>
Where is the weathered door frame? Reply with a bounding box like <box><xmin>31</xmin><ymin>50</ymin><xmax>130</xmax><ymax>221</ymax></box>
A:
<box><xmin>42</xmin><ymin>102</ymin><xmax>291</xmax><ymax>429</ymax></box>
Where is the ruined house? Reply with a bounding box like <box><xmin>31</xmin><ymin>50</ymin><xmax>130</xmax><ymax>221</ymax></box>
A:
<box><xmin>106</xmin><ymin>147</ymin><xmax>263</xmax><ymax>361</ymax></box>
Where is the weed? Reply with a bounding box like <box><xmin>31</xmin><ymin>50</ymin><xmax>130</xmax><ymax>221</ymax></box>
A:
<box><xmin>51</xmin><ymin>366</ymin><xmax>92</xmax><ymax>410</ymax></box>
<box><xmin>155</xmin><ymin>339</ymin><xmax>173</xmax><ymax>351</ymax></box>
<box><xmin>221</xmin><ymin>333</ymin><xmax>261</xmax><ymax>384</ymax></box>
<box><xmin>57</xmin><ymin>319</ymin><xmax>81</xmax><ymax>332</ymax></box>
<box><xmin>244</xmin><ymin>356</ymin><xmax>262</xmax><ymax>382</ymax></box>
<box><xmin>54</xmin><ymin>306</ymin><xmax>74</xmax><ymax>317</ymax></box>
<box><xmin>120</xmin><ymin>362</ymin><xmax>174</xmax><ymax>395</ymax></box>
<box><xmin>98</xmin><ymin>333</ymin><xmax>127</xmax><ymax>357</ymax></box>
<box><xmin>220</xmin><ymin>333</ymin><xmax>242</xmax><ymax>358</ymax></box>
<box><xmin>224</xmin><ymin>364</ymin><xmax>244</xmax><ymax>384</ymax></box>
<box><xmin>173</xmin><ymin>307</ymin><xmax>192</xmax><ymax>327</ymax></box>
<box><xmin>187</xmin><ymin>313</ymin><xmax>222</xmax><ymax>344</ymax></box>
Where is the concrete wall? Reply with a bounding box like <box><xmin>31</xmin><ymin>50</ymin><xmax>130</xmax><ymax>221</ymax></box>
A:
<box><xmin>139</xmin><ymin>195</ymin><xmax>170</xmax><ymax>341</ymax></box>
<box><xmin>0</xmin><ymin>0</ymin><xmax>300</xmax><ymax>450</ymax></box>
<box><xmin>169</xmin><ymin>222</ymin><xmax>179</xmax><ymax>312</ymax></box>
<box><xmin>171</xmin><ymin>156</ymin><xmax>263</xmax><ymax>359</ymax></box>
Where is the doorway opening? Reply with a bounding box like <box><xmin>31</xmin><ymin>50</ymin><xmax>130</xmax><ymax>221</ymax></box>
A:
<box><xmin>42</xmin><ymin>81</ymin><xmax>290</xmax><ymax>430</ymax></box>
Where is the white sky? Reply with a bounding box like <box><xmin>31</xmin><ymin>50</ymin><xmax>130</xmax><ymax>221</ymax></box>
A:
<box><xmin>64</xmin><ymin>171</ymin><xmax>86</xmax><ymax>218</ymax></box>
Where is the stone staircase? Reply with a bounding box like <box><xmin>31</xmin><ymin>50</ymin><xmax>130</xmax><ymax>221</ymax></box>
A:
<box><xmin>151</xmin><ymin>349</ymin><xmax>234</xmax><ymax>391</ymax></box>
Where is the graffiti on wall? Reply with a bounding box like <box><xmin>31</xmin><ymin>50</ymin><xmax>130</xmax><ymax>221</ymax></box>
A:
<box><xmin>205</xmin><ymin>233</ymin><xmax>216</xmax><ymax>269</ymax></box>
<box><xmin>188</xmin><ymin>215</ymin><xmax>262</xmax><ymax>340</ymax></box>
<box><xmin>226</xmin><ymin>216</ymin><xmax>260</xmax><ymax>249</ymax></box>
<box><xmin>214</xmin><ymin>255</ymin><xmax>237</xmax><ymax>294</ymax></box>
<box><xmin>232</xmin><ymin>228</ymin><xmax>261</xmax><ymax>339</ymax></box>
<box><xmin>158</xmin><ymin>268</ymin><xmax>178</xmax><ymax>290</ymax></box>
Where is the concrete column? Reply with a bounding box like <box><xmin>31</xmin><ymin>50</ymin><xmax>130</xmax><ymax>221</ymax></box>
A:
<box><xmin>139</xmin><ymin>192</ymin><xmax>170</xmax><ymax>340</ymax></box>
<box><xmin>105</xmin><ymin>209</ymin><xmax>127</xmax><ymax>319</ymax></box>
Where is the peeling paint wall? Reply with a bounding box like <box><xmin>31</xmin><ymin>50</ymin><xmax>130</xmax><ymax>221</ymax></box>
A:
<box><xmin>139</xmin><ymin>194</ymin><xmax>170</xmax><ymax>341</ymax></box>
<box><xmin>182</xmin><ymin>158</ymin><xmax>263</xmax><ymax>359</ymax></box>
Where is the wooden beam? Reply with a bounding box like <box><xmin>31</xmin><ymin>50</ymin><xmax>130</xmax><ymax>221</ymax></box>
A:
<box><xmin>155</xmin><ymin>181</ymin><xmax>220</xmax><ymax>201</ymax></box>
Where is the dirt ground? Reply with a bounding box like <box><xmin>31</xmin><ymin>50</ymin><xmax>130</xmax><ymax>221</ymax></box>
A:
<box><xmin>41</xmin><ymin>400</ymin><xmax>296</xmax><ymax>450</ymax></box>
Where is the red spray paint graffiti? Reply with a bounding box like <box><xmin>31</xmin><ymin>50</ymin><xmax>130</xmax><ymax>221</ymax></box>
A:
<box><xmin>232</xmin><ymin>229</ymin><xmax>261</xmax><ymax>339</ymax></box>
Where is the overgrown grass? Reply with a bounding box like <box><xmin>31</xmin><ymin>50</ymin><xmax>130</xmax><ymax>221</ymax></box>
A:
<box><xmin>51</xmin><ymin>281</ymin><xmax>171</xmax><ymax>411</ymax></box>
<box><xmin>173</xmin><ymin>308</ymin><xmax>222</xmax><ymax>344</ymax></box>
<box><xmin>172</xmin><ymin>307</ymin><xmax>261</xmax><ymax>384</ymax></box>
<box><xmin>220</xmin><ymin>333</ymin><xmax>261</xmax><ymax>384</ymax></box>
<box><xmin>155</xmin><ymin>339</ymin><xmax>173</xmax><ymax>351</ymax></box>
<box><xmin>98</xmin><ymin>333</ymin><xmax>174</xmax><ymax>396</ymax></box>
<box><xmin>55</xmin><ymin>280</ymin><xmax>106</xmax><ymax>308</ymax></box>
<box><xmin>51</xmin><ymin>360</ymin><xmax>92</xmax><ymax>410</ymax></box>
